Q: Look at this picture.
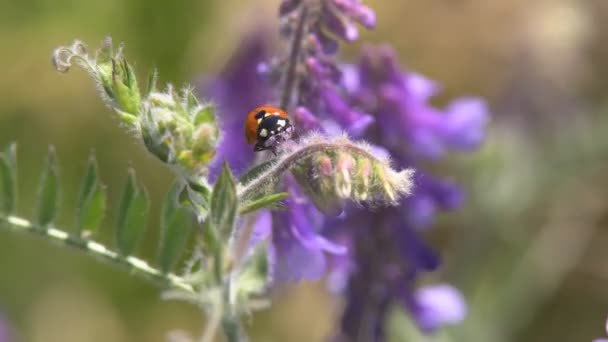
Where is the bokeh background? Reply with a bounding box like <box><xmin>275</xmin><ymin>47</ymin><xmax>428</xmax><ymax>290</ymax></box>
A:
<box><xmin>1</xmin><ymin>0</ymin><xmax>608</xmax><ymax>341</ymax></box>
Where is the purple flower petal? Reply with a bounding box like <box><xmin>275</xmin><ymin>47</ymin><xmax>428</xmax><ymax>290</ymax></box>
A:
<box><xmin>293</xmin><ymin>106</ymin><xmax>321</xmax><ymax>131</ymax></box>
<box><xmin>320</xmin><ymin>85</ymin><xmax>374</xmax><ymax>136</ymax></box>
<box><xmin>411</xmin><ymin>284</ymin><xmax>467</xmax><ymax>332</ymax></box>
<box><xmin>248</xmin><ymin>210</ymin><xmax>272</xmax><ymax>248</ymax></box>
<box><xmin>0</xmin><ymin>313</ymin><xmax>11</xmax><ymax>342</ymax></box>
<box><xmin>442</xmin><ymin>98</ymin><xmax>490</xmax><ymax>150</ymax></box>
<box><xmin>314</xmin><ymin>30</ymin><xmax>339</xmax><ymax>55</ymax></box>
<box><xmin>271</xmin><ymin>180</ymin><xmax>347</xmax><ymax>282</ymax></box>
<box><xmin>406</xmin><ymin>195</ymin><xmax>436</xmax><ymax>228</ymax></box>
<box><xmin>405</xmin><ymin>72</ymin><xmax>441</xmax><ymax>102</ymax></box>
<box><xmin>331</xmin><ymin>0</ymin><xmax>376</xmax><ymax>29</ymax></box>
<box><xmin>322</xmin><ymin>5</ymin><xmax>359</xmax><ymax>42</ymax></box>
<box><xmin>272</xmin><ymin>224</ymin><xmax>328</xmax><ymax>282</ymax></box>
<box><xmin>199</xmin><ymin>30</ymin><xmax>275</xmax><ymax>180</ymax></box>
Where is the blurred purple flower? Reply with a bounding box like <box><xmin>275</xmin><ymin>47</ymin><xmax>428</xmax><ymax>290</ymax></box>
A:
<box><xmin>594</xmin><ymin>317</ymin><xmax>608</xmax><ymax>342</ymax></box>
<box><xmin>350</xmin><ymin>46</ymin><xmax>489</xmax><ymax>161</ymax></box>
<box><xmin>332</xmin><ymin>45</ymin><xmax>487</xmax><ymax>340</ymax></box>
<box><xmin>199</xmin><ymin>30</ymin><xmax>275</xmax><ymax>180</ymax></box>
<box><xmin>408</xmin><ymin>284</ymin><xmax>467</xmax><ymax>332</ymax></box>
<box><xmin>200</xmin><ymin>1</ymin><xmax>488</xmax><ymax>340</ymax></box>
<box><xmin>271</xmin><ymin>178</ymin><xmax>347</xmax><ymax>283</ymax></box>
<box><xmin>0</xmin><ymin>313</ymin><xmax>11</xmax><ymax>342</ymax></box>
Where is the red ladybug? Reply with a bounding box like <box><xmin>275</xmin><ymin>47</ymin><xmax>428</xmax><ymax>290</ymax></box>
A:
<box><xmin>244</xmin><ymin>105</ymin><xmax>294</xmax><ymax>153</ymax></box>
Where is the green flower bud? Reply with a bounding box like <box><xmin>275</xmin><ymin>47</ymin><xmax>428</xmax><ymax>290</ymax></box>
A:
<box><xmin>353</xmin><ymin>157</ymin><xmax>372</xmax><ymax>201</ymax></box>
<box><xmin>140</xmin><ymin>87</ymin><xmax>220</xmax><ymax>182</ymax></box>
<box><xmin>335</xmin><ymin>153</ymin><xmax>355</xmax><ymax>198</ymax></box>
<box><xmin>52</xmin><ymin>37</ymin><xmax>219</xmax><ymax>191</ymax></box>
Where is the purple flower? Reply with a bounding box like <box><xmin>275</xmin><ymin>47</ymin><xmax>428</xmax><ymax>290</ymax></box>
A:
<box><xmin>199</xmin><ymin>30</ymin><xmax>276</xmax><ymax>180</ymax></box>
<box><xmin>329</xmin><ymin>45</ymin><xmax>487</xmax><ymax>339</ymax></box>
<box><xmin>276</xmin><ymin>1</ymin><xmax>376</xmax><ymax>137</ymax></box>
<box><xmin>200</xmin><ymin>29</ymin><xmax>350</xmax><ymax>283</ymax></box>
<box><xmin>201</xmin><ymin>1</ymin><xmax>489</xmax><ymax>339</ymax></box>
<box><xmin>351</xmin><ymin>46</ymin><xmax>489</xmax><ymax>161</ymax></box>
<box><xmin>271</xmin><ymin>178</ymin><xmax>347</xmax><ymax>283</ymax></box>
<box><xmin>272</xmin><ymin>2</ymin><xmax>488</xmax><ymax>339</ymax></box>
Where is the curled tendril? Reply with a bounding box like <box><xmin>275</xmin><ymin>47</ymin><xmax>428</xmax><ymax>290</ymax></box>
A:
<box><xmin>51</xmin><ymin>40</ymin><xmax>94</xmax><ymax>73</ymax></box>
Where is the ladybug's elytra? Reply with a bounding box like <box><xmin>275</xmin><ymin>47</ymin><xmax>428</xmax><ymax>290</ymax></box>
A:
<box><xmin>244</xmin><ymin>105</ymin><xmax>294</xmax><ymax>153</ymax></box>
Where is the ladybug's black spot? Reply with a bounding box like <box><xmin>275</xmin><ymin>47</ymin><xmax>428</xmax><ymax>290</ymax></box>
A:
<box><xmin>255</xmin><ymin>110</ymin><xmax>267</xmax><ymax>120</ymax></box>
<box><xmin>257</xmin><ymin>116</ymin><xmax>291</xmax><ymax>140</ymax></box>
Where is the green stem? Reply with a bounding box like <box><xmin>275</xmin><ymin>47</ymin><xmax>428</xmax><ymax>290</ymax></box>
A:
<box><xmin>221</xmin><ymin>314</ymin><xmax>246</xmax><ymax>342</ymax></box>
<box><xmin>0</xmin><ymin>214</ymin><xmax>194</xmax><ymax>292</ymax></box>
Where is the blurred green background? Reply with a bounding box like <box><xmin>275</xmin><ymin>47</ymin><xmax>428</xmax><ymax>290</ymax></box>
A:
<box><xmin>1</xmin><ymin>0</ymin><xmax>608</xmax><ymax>341</ymax></box>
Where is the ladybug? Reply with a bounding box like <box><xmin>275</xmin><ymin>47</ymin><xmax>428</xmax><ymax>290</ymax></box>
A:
<box><xmin>244</xmin><ymin>105</ymin><xmax>294</xmax><ymax>153</ymax></box>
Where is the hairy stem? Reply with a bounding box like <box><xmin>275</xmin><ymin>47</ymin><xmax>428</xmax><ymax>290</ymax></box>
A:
<box><xmin>279</xmin><ymin>4</ymin><xmax>309</xmax><ymax>110</ymax></box>
<box><xmin>0</xmin><ymin>214</ymin><xmax>193</xmax><ymax>292</ymax></box>
<box><xmin>200</xmin><ymin>301</ymin><xmax>223</xmax><ymax>342</ymax></box>
<box><xmin>237</xmin><ymin>141</ymin><xmax>378</xmax><ymax>201</ymax></box>
<box><xmin>221</xmin><ymin>315</ymin><xmax>246</xmax><ymax>342</ymax></box>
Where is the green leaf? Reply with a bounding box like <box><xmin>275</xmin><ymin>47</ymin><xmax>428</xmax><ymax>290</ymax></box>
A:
<box><xmin>179</xmin><ymin>184</ymin><xmax>209</xmax><ymax>220</ymax></box>
<box><xmin>112</xmin><ymin>58</ymin><xmax>141</xmax><ymax>114</ymax></box>
<box><xmin>0</xmin><ymin>143</ymin><xmax>17</xmax><ymax>215</ymax></box>
<box><xmin>76</xmin><ymin>155</ymin><xmax>106</xmax><ymax>235</ymax></box>
<box><xmin>239</xmin><ymin>192</ymin><xmax>288</xmax><ymax>215</ymax></box>
<box><xmin>210</xmin><ymin>162</ymin><xmax>237</xmax><ymax>238</ymax></box>
<box><xmin>201</xmin><ymin>216</ymin><xmax>220</xmax><ymax>255</ymax></box>
<box><xmin>193</xmin><ymin>104</ymin><xmax>216</xmax><ymax>125</ymax></box>
<box><xmin>185</xmin><ymin>88</ymin><xmax>199</xmax><ymax>112</ymax></box>
<box><xmin>200</xmin><ymin>218</ymin><xmax>222</xmax><ymax>282</ymax></box>
<box><xmin>238</xmin><ymin>159</ymin><xmax>276</xmax><ymax>185</ymax></box>
<box><xmin>144</xmin><ymin>68</ymin><xmax>158</xmax><ymax>98</ymax></box>
<box><xmin>186</xmin><ymin>180</ymin><xmax>211</xmax><ymax>204</ymax></box>
<box><xmin>37</xmin><ymin>146</ymin><xmax>59</xmax><ymax>227</ymax></box>
<box><xmin>157</xmin><ymin>182</ymin><xmax>194</xmax><ymax>273</ymax></box>
<box><xmin>116</xmin><ymin>168</ymin><xmax>150</xmax><ymax>255</ymax></box>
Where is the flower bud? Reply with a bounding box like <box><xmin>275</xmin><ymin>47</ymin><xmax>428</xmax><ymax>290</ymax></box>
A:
<box><xmin>140</xmin><ymin>87</ymin><xmax>220</xmax><ymax>182</ymax></box>
<box><xmin>259</xmin><ymin>133</ymin><xmax>415</xmax><ymax>212</ymax></box>
<box><xmin>335</xmin><ymin>153</ymin><xmax>355</xmax><ymax>198</ymax></box>
<box><xmin>316</xmin><ymin>154</ymin><xmax>335</xmax><ymax>196</ymax></box>
<box><xmin>53</xmin><ymin>38</ymin><xmax>221</xmax><ymax>187</ymax></box>
<box><xmin>290</xmin><ymin>155</ymin><xmax>342</xmax><ymax>216</ymax></box>
<box><xmin>353</xmin><ymin>157</ymin><xmax>372</xmax><ymax>201</ymax></box>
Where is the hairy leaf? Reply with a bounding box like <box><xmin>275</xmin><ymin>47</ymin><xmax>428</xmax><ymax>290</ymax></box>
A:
<box><xmin>210</xmin><ymin>162</ymin><xmax>237</xmax><ymax>238</ymax></box>
<box><xmin>0</xmin><ymin>143</ymin><xmax>17</xmax><ymax>215</ymax></box>
<box><xmin>239</xmin><ymin>192</ymin><xmax>288</xmax><ymax>215</ymax></box>
<box><xmin>37</xmin><ymin>146</ymin><xmax>59</xmax><ymax>227</ymax></box>
<box><xmin>116</xmin><ymin>168</ymin><xmax>150</xmax><ymax>255</ymax></box>
<box><xmin>144</xmin><ymin>68</ymin><xmax>158</xmax><ymax>98</ymax></box>
<box><xmin>76</xmin><ymin>155</ymin><xmax>106</xmax><ymax>235</ymax></box>
<box><xmin>158</xmin><ymin>182</ymin><xmax>194</xmax><ymax>273</ymax></box>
